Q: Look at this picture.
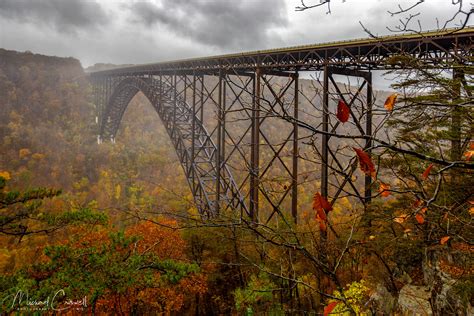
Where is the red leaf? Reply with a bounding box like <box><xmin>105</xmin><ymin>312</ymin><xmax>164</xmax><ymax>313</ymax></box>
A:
<box><xmin>336</xmin><ymin>99</ymin><xmax>350</xmax><ymax>123</ymax></box>
<box><xmin>353</xmin><ymin>147</ymin><xmax>376</xmax><ymax>178</ymax></box>
<box><xmin>314</xmin><ymin>208</ymin><xmax>326</xmax><ymax>221</ymax></box>
<box><xmin>384</xmin><ymin>93</ymin><xmax>397</xmax><ymax>111</ymax></box>
<box><xmin>413</xmin><ymin>199</ymin><xmax>423</xmax><ymax>208</ymax></box>
<box><xmin>312</xmin><ymin>192</ymin><xmax>332</xmax><ymax>221</ymax></box>
<box><xmin>422</xmin><ymin>164</ymin><xmax>434</xmax><ymax>180</ymax></box>
<box><xmin>415</xmin><ymin>213</ymin><xmax>425</xmax><ymax>224</ymax></box>
<box><xmin>324</xmin><ymin>301</ymin><xmax>339</xmax><ymax>316</ymax></box>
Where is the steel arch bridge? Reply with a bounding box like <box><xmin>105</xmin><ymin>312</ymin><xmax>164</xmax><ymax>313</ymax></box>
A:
<box><xmin>91</xmin><ymin>28</ymin><xmax>473</xmax><ymax>222</ymax></box>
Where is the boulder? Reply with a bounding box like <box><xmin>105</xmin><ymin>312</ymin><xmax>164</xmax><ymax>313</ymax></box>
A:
<box><xmin>398</xmin><ymin>285</ymin><xmax>432</xmax><ymax>315</ymax></box>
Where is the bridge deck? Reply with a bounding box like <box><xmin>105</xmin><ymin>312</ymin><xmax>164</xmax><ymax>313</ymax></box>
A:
<box><xmin>92</xmin><ymin>27</ymin><xmax>473</xmax><ymax>77</ymax></box>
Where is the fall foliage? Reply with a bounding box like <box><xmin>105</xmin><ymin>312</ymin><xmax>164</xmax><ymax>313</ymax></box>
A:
<box><xmin>421</xmin><ymin>163</ymin><xmax>434</xmax><ymax>180</ymax></box>
<box><xmin>0</xmin><ymin>41</ymin><xmax>472</xmax><ymax>315</ymax></box>
<box><xmin>353</xmin><ymin>147</ymin><xmax>376</xmax><ymax>178</ymax></box>
<box><xmin>384</xmin><ymin>93</ymin><xmax>397</xmax><ymax>111</ymax></box>
<box><xmin>336</xmin><ymin>99</ymin><xmax>350</xmax><ymax>123</ymax></box>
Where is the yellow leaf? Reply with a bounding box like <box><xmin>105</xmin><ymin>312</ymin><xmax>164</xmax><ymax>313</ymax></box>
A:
<box><xmin>32</xmin><ymin>153</ymin><xmax>45</xmax><ymax>160</ymax></box>
<box><xmin>114</xmin><ymin>184</ymin><xmax>121</xmax><ymax>200</ymax></box>
<box><xmin>384</xmin><ymin>93</ymin><xmax>398</xmax><ymax>111</ymax></box>
<box><xmin>394</xmin><ymin>213</ymin><xmax>409</xmax><ymax>224</ymax></box>
<box><xmin>0</xmin><ymin>171</ymin><xmax>11</xmax><ymax>180</ymax></box>
<box><xmin>19</xmin><ymin>148</ymin><xmax>31</xmax><ymax>159</ymax></box>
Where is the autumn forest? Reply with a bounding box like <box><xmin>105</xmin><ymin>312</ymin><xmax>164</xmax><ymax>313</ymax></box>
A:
<box><xmin>1</xmin><ymin>2</ymin><xmax>474</xmax><ymax>315</ymax></box>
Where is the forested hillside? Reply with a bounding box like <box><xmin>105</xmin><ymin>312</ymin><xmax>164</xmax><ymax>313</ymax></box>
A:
<box><xmin>0</xmin><ymin>49</ymin><xmax>200</xmax><ymax>313</ymax></box>
<box><xmin>0</xmin><ymin>48</ymin><xmax>472</xmax><ymax>315</ymax></box>
<box><xmin>0</xmin><ymin>48</ymin><xmax>188</xmax><ymax>197</ymax></box>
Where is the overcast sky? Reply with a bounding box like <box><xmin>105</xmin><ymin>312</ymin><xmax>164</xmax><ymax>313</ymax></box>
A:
<box><xmin>0</xmin><ymin>0</ymin><xmax>472</xmax><ymax>68</ymax></box>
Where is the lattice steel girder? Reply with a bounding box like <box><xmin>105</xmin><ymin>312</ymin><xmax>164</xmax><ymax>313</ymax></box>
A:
<box><xmin>192</xmin><ymin>68</ymin><xmax>301</xmax><ymax>223</ymax></box>
<box><xmin>91</xmin><ymin>28</ymin><xmax>472</xmax><ymax>78</ymax></box>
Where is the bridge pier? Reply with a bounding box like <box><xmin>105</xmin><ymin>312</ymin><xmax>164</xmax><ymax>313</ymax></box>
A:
<box><xmin>250</xmin><ymin>68</ymin><xmax>260</xmax><ymax>222</ymax></box>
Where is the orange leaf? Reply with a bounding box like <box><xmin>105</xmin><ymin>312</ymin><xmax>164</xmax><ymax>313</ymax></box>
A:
<box><xmin>312</xmin><ymin>192</ymin><xmax>332</xmax><ymax>221</ymax></box>
<box><xmin>464</xmin><ymin>142</ymin><xmax>474</xmax><ymax>160</ymax></box>
<box><xmin>324</xmin><ymin>301</ymin><xmax>339</xmax><ymax>316</ymax></box>
<box><xmin>421</xmin><ymin>207</ymin><xmax>428</xmax><ymax>214</ymax></box>
<box><xmin>353</xmin><ymin>147</ymin><xmax>376</xmax><ymax>178</ymax></box>
<box><xmin>302</xmin><ymin>211</ymin><xmax>310</xmax><ymax>220</ymax></box>
<box><xmin>422</xmin><ymin>164</ymin><xmax>434</xmax><ymax>180</ymax></box>
<box><xmin>440</xmin><ymin>236</ymin><xmax>450</xmax><ymax>245</ymax></box>
<box><xmin>384</xmin><ymin>93</ymin><xmax>397</xmax><ymax>111</ymax></box>
<box><xmin>464</xmin><ymin>141</ymin><xmax>474</xmax><ymax>160</ymax></box>
<box><xmin>318</xmin><ymin>217</ymin><xmax>327</xmax><ymax>232</ymax></box>
<box><xmin>464</xmin><ymin>150</ymin><xmax>474</xmax><ymax>160</ymax></box>
<box><xmin>415</xmin><ymin>213</ymin><xmax>425</xmax><ymax>224</ymax></box>
<box><xmin>336</xmin><ymin>99</ymin><xmax>350</xmax><ymax>123</ymax></box>
<box><xmin>378</xmin><ymin>182</ymin><xmax>391</xmax><ymax>197</ymax></box>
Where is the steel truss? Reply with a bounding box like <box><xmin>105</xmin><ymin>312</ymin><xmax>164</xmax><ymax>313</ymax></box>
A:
<box><xmin>321</xmin><ymin>67</ymin><xmax>373</xmax><ymax>204</ymax></box>
<box><xmin>91</xmin><ymin>28</ymin><xmax>473</xmax><ymax>222</ymax></box>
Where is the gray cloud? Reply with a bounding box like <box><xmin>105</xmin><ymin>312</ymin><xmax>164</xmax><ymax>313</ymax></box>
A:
<box><xmin>127</xmin><ymin>0</ymin><xmax>288</xmax><ymax>49</ymax></box>
<box><xmin>0</xmin><ymin>0</ymin><xmax>471</xmax><ymax>73</ymax></box>
<box><xmin>0</xmin><ymin>0</ymin><xmax>108</xmax><ymax>33</ymax></box>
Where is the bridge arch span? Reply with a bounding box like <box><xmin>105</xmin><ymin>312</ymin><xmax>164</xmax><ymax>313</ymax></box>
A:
<box><xmin>98</xmin><ymin>76</ymin><xmax>248</xmax><ymax>218</ymax></box>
